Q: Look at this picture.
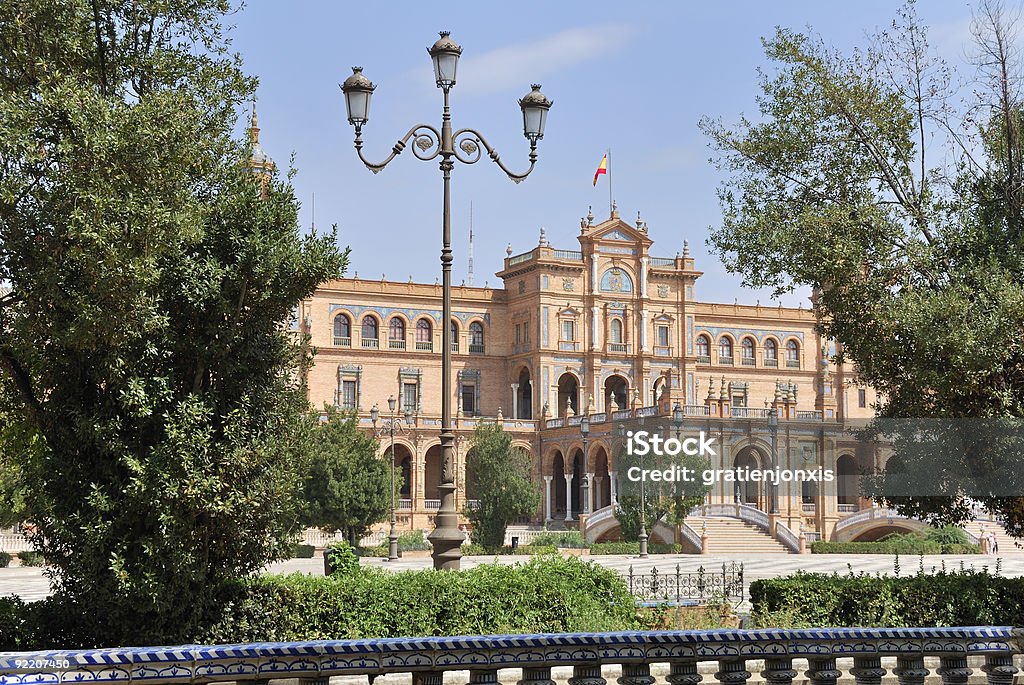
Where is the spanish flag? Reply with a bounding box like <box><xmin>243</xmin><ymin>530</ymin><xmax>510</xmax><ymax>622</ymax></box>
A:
<box><xmin>593</xmin><ymin>153</ymin><xmax>608</xmax><ymax>186</ymax></box>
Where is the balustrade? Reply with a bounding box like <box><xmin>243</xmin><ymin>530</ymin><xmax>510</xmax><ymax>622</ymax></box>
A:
<box><xmin>1</xmin><ymin>628</ymin><xmax>1016</xmax><ymax>685</ymax></box>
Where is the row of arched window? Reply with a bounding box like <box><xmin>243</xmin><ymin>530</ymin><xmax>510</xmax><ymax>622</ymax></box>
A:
<box><xmin>332</xmin><ymin>313</ymin><xmax>485</xmax><ymax>353</ymax></box>
<box><xmin>695</xmin><ymin>334</ymin><xmax>800</xmax><ymax>368</ymax></box>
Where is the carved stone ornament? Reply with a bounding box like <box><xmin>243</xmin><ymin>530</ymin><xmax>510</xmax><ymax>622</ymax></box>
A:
<box><xmin>658</xmin><ymin>285</ymin><xmax>669</xmax><ymax>298</ymax></box>
<box><xmin>562</xmin><ymin>278</ymin><xmax>575</xmax><ymax>291</ymax></box>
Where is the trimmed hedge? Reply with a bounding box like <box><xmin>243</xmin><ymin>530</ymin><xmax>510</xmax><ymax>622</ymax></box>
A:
<box><xmin>291</xmin><ymin>544</ymin><xmax>315</xmax><ymax>559</ymax></box>
<box><xmin>526</xmin><ymin>531</ymin><xmax>589</xmax><ymax>548</ymax></box>
<box><xmin>750</xmin><ymin>567</ymin><xmax>1023</xmax><ymax>628</ymax></box>
<box><xmin>590</xmin><ymin>542</ymin><xmax>683</xmax><ymax>555</ymax></box>
<box><xmin>460</xmin><ymin>543</ymin><xmax>558</xmax><ymax>556</ymax></box>
<box><xmin>16</xmin><ymin>551</ymin><xmax>44</xmax><ymax>567</ymax></box>
<box><xmin>0</xmin><ymin>552</ymin><xmax>10</xmax><ymax>568</ymax></box>
<box><xmin>812</xmin><ymin>528</ymin><xmax>980</xmax><ymax>555</ymax></box>
<box><xmin>200</xmin><ymin>555</ymin><xmax>640</xmax><ymax>642</ymax></box>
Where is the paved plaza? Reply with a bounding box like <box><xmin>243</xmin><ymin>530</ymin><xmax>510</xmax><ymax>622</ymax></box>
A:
<box><xmin>2</xmin><ymin>553</ymin><xmax>1021</xmax><ymax>605</ymax></box>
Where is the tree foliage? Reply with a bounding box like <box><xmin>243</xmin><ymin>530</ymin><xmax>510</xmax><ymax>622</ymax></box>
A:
<box><xmin>701</xmin><ymin>1</ymin><xmax>1024</xmax><ymax>537</ymax></box>
<box><xmin>0</xmin><ymin>0</ymin><xmax>345</xmax><ymax>644</ymax></box>
<box><xmin>300</xmin><ymin>408</ymin><xmax>396</xmax><ymax>545</ymax></box>
<box><xmin>464</xmin><ymin>422</ymin><xmax>540</xmax><ymax>549</ymax></box>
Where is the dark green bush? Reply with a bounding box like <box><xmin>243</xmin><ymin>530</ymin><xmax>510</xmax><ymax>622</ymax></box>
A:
<box><xmin>17</xmin><ymin>551</ymin><xmax>44</xmax><ymax>567</ymax></box>
<box><xmin>924</xmin><ymin>526</ymin><xmax>971</xmax><ymax>546</ymax></box>
<box><xmin>291</xmin><ymin>544</ymin><xmax>315</xmax><ymax>558</ymax></box>
<box><xmin>527</xmin><ymin>531</ymin><xmax>589</xmax><ymax>548</ymax></box>
<box><xmin>590</xmin><ymin>542</ymin><xmax>682</xmax><ymax>555</ymax></box>
<box><xmin>397</xmin><ymin>530</ymin><xmax>431</xmax><ymax>551</ymax></box>
<box><xmin>751</xmin><ymin>568</ymin><xmax>1024</xmax><ymax>628</ymax></box>
<box><xmin>812</xmin><ymin>529</ymin><xmax>979</xmax><ymax>555</ymax></box>
<box><xmin>201</xmin><ymin>555</ymin><xmax>640</xmax><ymax>642</ymax></box>
<box><xmin>0</xmin><ymin>552</ymin><xmax>11</xmax><ymax>568</ymax></box>
<box><xmin>324</xmin><ymin>541</ymin><xmax>360</xmax><ymax>575</ymax></box>
<box><xmin>460</xmin><ymin>543</ymin><xmax>488</xmax><ymax>555</ymax></box>
<box><xmin>355</xmin><ymin>545</ymin><xmax>387</xmax><ymax>557</ymax></box>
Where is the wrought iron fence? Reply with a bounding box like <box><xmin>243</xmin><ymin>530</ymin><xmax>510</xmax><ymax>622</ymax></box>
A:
<box><xmin>624</xmin><ymin>561</ymin><xmax>744</xmax><ymax>605</ymax></box>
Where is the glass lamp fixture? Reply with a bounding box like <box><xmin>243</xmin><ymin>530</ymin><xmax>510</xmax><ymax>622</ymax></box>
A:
<box><xmin>342</xmin><ymin>66</ymin><xmax>375</xmax><ymax>128</ymax></box>
<box><xmin>519</xmin><ymin>84</ymin><xmax>552</xmax><ymax>143</ymax></box>
<box><xmin>428</xmin><ymin>31</ymin><xmax>462</xmax><ymax>89</ymax></box>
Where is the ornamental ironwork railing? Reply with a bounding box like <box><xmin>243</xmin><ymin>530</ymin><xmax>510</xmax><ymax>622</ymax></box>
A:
<box><xmin>625</xmin><ymin>562</ymin><xmax>744</xmax><ymax>604</ymax></box>
<box><xmin>1</xmin><ymin>627</ymin><xmax>1017</xmax><ymax>685</ymax></box>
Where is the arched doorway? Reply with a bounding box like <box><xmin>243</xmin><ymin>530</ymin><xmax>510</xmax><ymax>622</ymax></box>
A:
<box><xmin>424</xmin><ymin>445</ymin><xmax>442</xmax><ymax>504</ymax></box>
<box><xmin>516</xmin><ymin>367</ymin><xmax>532</xmax><ymax>419</ymax></box>
<box><xmin>604</xmin><ymin>375</ymin><xmax>629</xmax><ymax>412</ymax></box>
<box><xmin>557</xmin><ymin>373</ymin><xmax>580</xmax><ymax>418</ymax></box>
<box><xmin>390</xmin><ymin>444</ymin><xmax>414</xmax><ymax>502</ymax></box>
<box><xmin>837</xmin><ymin>454</ymin><xmax>859</xmax><ymax>506</ymax></box>
<box><xmin>592</xmin><ymin>446</ymin><xmax>611</xmax><ymax>509</ymax></box>
<box><xmin>652</xmin><ymin>376</ymin><xmax>666</xmax><ymax>403</ymax></box>
<box><xmin>552</xmin><ymin>451</ymin><xmax>567</xmax><ymax>520</ymax></box>
<box><xmin>733</xmin><ymin>448</ymin><xmax>763</xmax><ymax>507</ymax></box>
<box><xmin>570</xmin><ymin>449</ymin><xmax>583</xmax><ymax>517</ymax></box>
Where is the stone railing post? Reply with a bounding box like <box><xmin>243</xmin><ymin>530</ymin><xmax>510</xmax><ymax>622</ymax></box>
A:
<box><xmin>937</xmin><ymin>657</ymin><xmax>972</xmax><ymax>685</ymax></box>
<box><xmin>569</xmin><ymin>664</ymin><xmax>606</xmax><ymax>685</ymax></box>
<box><xmin>805</xmin><ymin>657</ymin><xmax>841</xmax><ymax>685</ymax></box>
<box><xmin>894</xmin><ymin>656</ymin><xmax>929</xmax><ymax>685</ymax></box>
<box><xmin>762</xmin><ymin>657</ymin><xmax>796</xmax><ymax>685</ymax></box>
<box><xmin>715</xmin><ymin>660</ymin><xmax>751</xmax><ymax>685</ymax></box>
<box><xmin>982</xmin><ymin>655</ymin><xmax>1019</xmax><ymax>685</ymax></box>
<box><xmin>667</xmin><ymin>661</ymin><xmax>703</xmax><ymax>685</ymax></box>
<box><xmin>851</xmin><ymin>656</ymin><xmax>887</xmax><ymax>685</ymax></box>
<box><xmin>518</xmin><ymin>667</ymin><xmax>556</xmax><ymax>685</ymax></box>
<box><xmin>619</xmin><ymin>664</ymin><xmax>655</xmax><ymax>685</ymax></box>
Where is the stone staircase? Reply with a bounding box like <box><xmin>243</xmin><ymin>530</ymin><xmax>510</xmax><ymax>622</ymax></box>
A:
<box><xmin>965</xmin><ymin>522</ymin><xmax>1024</xmax><ymax>555</ymax></box>
<box><xmin>689</xmin><ymin>516</ymin><xmax>792</xmax><ymax>554</ymax></box>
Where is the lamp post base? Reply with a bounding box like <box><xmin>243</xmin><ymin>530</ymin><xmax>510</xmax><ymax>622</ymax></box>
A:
<box><xmin>427</xmin><ymin>510</ymin><xmax>464</xmax><ymax>570</ymax></box>
<box><xmin>639</xmin><ymin>528</ymin><xmax>649</xmax><ymax>558</ymax></box>
<box><xmin>388</xmin><ymin>525</ymin><xmax>399</xmax><ymax>562</ymax></box>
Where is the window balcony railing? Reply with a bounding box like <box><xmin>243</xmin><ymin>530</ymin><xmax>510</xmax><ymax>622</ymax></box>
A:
<box><xmin>558</xmin><ymin>341</ymin><xmax>578</xmax><ymax>352</ymax></box>
<box><xmin>398</xmin><ymin>498</ymin><xmax>412</xmax><ymax>510</ymax></box>
<box><xmin>451</xmin><ymin>341</ymin><xmax>459</xmax><ymax>352</ymax></box>
<box><xmin>609</xmin><ymin>342</ymin><xmax>628</xmax><ymax>353</ymax></box>
<box><xmin>837</xmin><ymin>503</ymin><xmax>858</xmax><ymax>513</ymax></box>
<box><xmin>333</xmin><ymin>336</ymin><xmax>352</xmax><ymax>347</ymax></box>
<box><xmin>786</xmin><ymin>359</ymin><xmax>800</xmax><ymax>368</ymax></box>
<box><xmin>741</xmin><ymin>356</ymin><xmax>755</xmax><ymax>366</ymax></box>
<box><xmin>469</xmin><ymin>343</ymin><xmax>485</xmax><ymax>354</ymax></box>
<box><xmin>802</xmin><ymin>502</ymin><xmax>816</xmax><ymax>513</ymax></box>
<box><xmin>7</xmin><ymin>627</ymin><xmax>1016</xmax><ymax>685</ymax></box>
<box><xmin>389</xmin><ymin>339</ymin><xmax>406</xmax><ymax>350</ymax></box>
<box><xmin>361</xmin><ymin>338</ymin><xmax>379</xmax><ymax>349</ymax></box>
<box><xmin>764</xmin><ymin>357</ymin><xmax>778</xmax><ymax>367</ymax></box>
<box><xmin>719</xmin><ymin>356</ymin><xmax>734</xmax><ymax>365</ymax></box>
<box><xmin>696</xmin><ymin>355</ymin><xmax>711</xmax><ymax>365</ymax></box>
<box><xmin>415</xmin><ymin>341</ymin><xmax>433</xmax><ymax>351</ymax></box>
<box><xmin>424</xmin><ymin>499</ymin><xmax>441</xmax><ymax>510</ymax></box>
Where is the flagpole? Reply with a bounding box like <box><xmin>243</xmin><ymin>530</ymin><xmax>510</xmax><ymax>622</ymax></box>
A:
<box><xmin>607</xmin><ymin>147</ymin><xmax>613</xmax><ymax>216</ymax></box>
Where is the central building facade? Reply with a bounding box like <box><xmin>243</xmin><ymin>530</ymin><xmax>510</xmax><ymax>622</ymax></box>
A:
<box><xmin>298</xmin><ymin>208</ymin><xmax>886</xmax><ymax>547</ymax></box>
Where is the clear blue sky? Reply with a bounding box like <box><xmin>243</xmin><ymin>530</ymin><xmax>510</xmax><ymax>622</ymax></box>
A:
<box><xmin>230</xmin><ymin>1</ymin><xmax>976</xmax><ymax>307</ymax></box>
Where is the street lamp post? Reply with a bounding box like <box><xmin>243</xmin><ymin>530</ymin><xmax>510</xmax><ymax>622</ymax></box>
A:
<box><xmin>580</xmin><ymin>413</ymin><xmax>591</xmax><ymax>515</ymax></box>
<box><xmin>342</xmin><ymin>33</ymin><xmax>552</xmax><ymax>570</ymax></box>
<box><xmin>371</xmin><ymin>397</ymin><xmax>413</xmax><ymax>562</ymax></box>
<box><xmin>768</xmin><ymin>405</ymin><xmax>779</xmax><ymax>515</ymax></box>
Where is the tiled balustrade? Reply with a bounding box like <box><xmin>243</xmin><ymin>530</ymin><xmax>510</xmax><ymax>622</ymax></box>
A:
<box><xmin>0</xmin><ymin>627</ymin><xmax>1018</xmax><ymax>685</ymax></box>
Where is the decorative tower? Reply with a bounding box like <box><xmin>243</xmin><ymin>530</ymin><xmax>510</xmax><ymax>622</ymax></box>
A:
<box><xmin>246</xmin><ymin>100</ymin><xmax>274</xmax><ymax>196</ymax></box>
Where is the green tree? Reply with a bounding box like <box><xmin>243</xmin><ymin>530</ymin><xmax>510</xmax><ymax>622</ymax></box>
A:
<box><xmin>464</xmin><ymin>422</ymin><xmax>540</xmax><ymax>549</ymax></box>
<box><xmin>0</xmin><ymin>0</ymin><xmax>344</xmax><ymax>644</ymax></box>
<box><xmin>300</xmin><ymin>408</ymin><xmax>397</xmax><ymax>546</ymax></box>
<box><xmin>700</xmin><ymin>1</ymin><xmax>1024</xmax><ymax>536</ymax></box>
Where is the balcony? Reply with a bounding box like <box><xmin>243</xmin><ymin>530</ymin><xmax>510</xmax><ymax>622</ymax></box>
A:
<box><xmin>469</xmin><ymin>343</ymin><xmax>485</xmax><ymax>354</ymax></box>
<box><xmin>451</xmin><ymin>341</ymin><xmax>459</xmax><ymax>352</ymax></box>
<box><xmin>741</xmin><ymin>356</ymin><xmax>755</xmax><ymax>366</ymax></box>
<box><xmin>696</xmin><ymin>355</ymin><xmax>711</xmax><ymax>365</ymax></box>
<box><xmin>361</xmin><ymin>338</ymin><xmax>379</xmax><ymax>349</ymax></box>
<box><xmin>719</xmin><ymin>355</ymin><xmax>734</xmax><ymax>366</ymax></box>
<box><xmin>786</xmin><ymin>359</ymin><xmax>800</xmax><ymax>368</ymax></box>
<box><xmin>398</xmin><ymin>498</ymin><xmax>412</xmax><ymax>510</ymax></box>
<box><xmin>764</xmin><ymin>357</ymin><xmax>778</xmax><ymax>367</ymax></box>
<box><xmin>388</xmin><ymin>339</ymin><xmax>406</xmax><ymax>350</ymax></box>
<box><xmin>608</xmin><ymin>342</ymin><xmax>628</xmax><ymax>353</ymax></box>
<box><xmin>333</xmin><ymin>336</ymin><xmax>352</xmax><ymax>347</ymax></box>
<box><xmin>654</xmin><ymin>345</ymin><xmax>672</xmax><ymax>357</ymax></box>
<box><xmin>415</xmin><ymin>340</ymin><xmax>433</xmax><ymax>352</ymax></box>
<box><xmin>424</xmin><ymin>499</ymin><xmax>441</xmax><ymax>510</ymax></box>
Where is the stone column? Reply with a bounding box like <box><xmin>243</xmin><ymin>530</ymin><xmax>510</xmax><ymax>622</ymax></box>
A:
<box><xmin>609</xmin><ymin>470</ymin><xmax>618</xmax><ymax>504</ymax></box>
<box><xmin>543</xmin><ymin>475</ymin><xmax>553</xmax><ymax>522</ymax></box>
<box><xmin>594</xmin><ymin>476</ymin><xmax>603</xmax><ymax>509</ymax></box>
<box><xmin>641</xmin><ymin>309</ymin><xmax>649</xmax><ymax>352</ymax></box>
<box><xmin>585</xmin><ymin>472</ymin><xmax>595</xmax><ymax>513</ymax></box>
<box><xmin>804</xmin><ymin>658</ymin><xmax>841</xmax><ymax>685</ymax></box>
<box><xmin>511</xmin><ymin>383</ymin><xmax>519</xmax><ymax>419</ymax></box>
<box><xmin>564</xmin><ymin>473</ymin><xmax>575</xmax><ymax>522</ymax></box>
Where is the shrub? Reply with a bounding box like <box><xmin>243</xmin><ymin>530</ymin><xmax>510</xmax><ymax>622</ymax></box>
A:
<box><xmin>460</xmin><ymin>543</ymin><xmax>488</xmax><ymax>555</ymax></box>
<box><xmin>812</xmin><ymin>529</ymin><xmax>980</xmax><ymax>555</ymax></box>
<box><xmin>291</xmin><ymin>544</ymin><xmax>315</xmax><ymax>559</ymax></box>
<box><xmin>200</xmin><ymin>555</ymin><xmax>640</xmax><ymax>642</ymax></box>
<box><xmin>527</xmin><ymin>531</ymin><xmax>589</xmax><ymax>548</ymax></box>
<box><xmin>397</xmin><ymin>530</ymin><xmax>431</xmax><ymax>551</ymax></box>
<box><xmin>750</xmin><ymin>568</ymin><xmax>1024</xmax><ymax>628</ymax></box>
<box><xmin>0</xmin><ymin>552</ymin><xmax>11</xmax><ymax>568</ymax></box>
<box><xmin>323</xmin><ymin>541</ymin><xmax>360</xmax><ymax>576</ymax></box>
<box><xmin>590</xmin><ymin>542</ymin><xmax>682</xmax><ymax>555</ymax></box>
<box><xmin>355</xmin><ymin>545</ymin><xmax>387</xmax><ymax>557</ymax></box>
<box><xmin>17</xmin><ymin>551</ymin><xmax>44</xmax><ymax>567</ymax></box>
<box><xmin>924</xmin><ymin>526</ymin><xmax>971</xmax><ymax>546</ymax></box>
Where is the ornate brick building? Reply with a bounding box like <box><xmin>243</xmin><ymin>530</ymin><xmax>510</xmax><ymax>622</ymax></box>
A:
<box><xmin>297</xmin><ymin>205</ymin><xmax>900</xmax><ymax>549</ymax></box>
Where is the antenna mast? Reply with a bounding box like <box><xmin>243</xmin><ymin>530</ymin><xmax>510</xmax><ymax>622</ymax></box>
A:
<box><xmin>467</xmin><ymin>201</ymin><xmax>475</xmax><ymax>287</ymax></box>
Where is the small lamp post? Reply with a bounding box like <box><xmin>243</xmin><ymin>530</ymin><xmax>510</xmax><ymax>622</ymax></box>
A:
<box><xmin>768</xmin><ymin>404</ymin><xmax>779</xmax><ymax>515</ymax></box>
<box><xmin>672</xmin><ymin>402</ymin><xmax>683</xmax><ymax>440</ymax></box>
<box><xmin>342</xmin><ymin>33</ymin><xmax>551</xmax><ymax>570</ymax></box>
<box><xmin>371</xmin><ymin>397</ymin><xmax>413</xmax><ymax>562</ymax></box>
<box><xmin>581</xmin><ymin>413</ymin><xmax>591</xmax><ymax>515</ymax></box>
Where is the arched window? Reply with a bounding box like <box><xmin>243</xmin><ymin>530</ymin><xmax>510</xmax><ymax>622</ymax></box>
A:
<box><xmin>741</xmin><ymin>337</ymin><xmax>755</xmax><ymax>365</ymax></box>
<box><xmin>786</xmin><ymin>340</ymin><xmax>800</xmax><ymax>367</ymax></box>
<box><xmin>610</xmin><ymin>319</ymin><xmax>623</xmax><ymax>344</ymax></box>
<box><xmin>416</xmin><ymin>319</ymin><xmax>432</xmax><ymax>351</ymax></box>
<box><xmin>333</xmin><ymin>314</ymin><xmax>351</xmax><ymax>347</ymax></box>
<box><xmin>469</xmin><ymin>321</ymin><xmax>485</xmax><ymax>353</ymax></box>
<box><xmin>389</xmin><ymin>317</ymin><xmax>406</xmax><ymax>349</ymax></box>
<box><xmin>450</xmin><ymin>321</ymin><xmax>460</xmax><ymax>353</ymax></box>
<box><xmin>696</xmin><ymin>334</ymin><xmax>711</xmax><ymax>362</ymax></box>
<box><xmin>719</xmin><ymin>337</ymin><xmax>734</xmax><ymax>364</ymax></box>
<box><xmin>361</xmin><ymin>316</ymin><xmax>379</xmax><ymax>348</ymax></box>
<box><xmin>764</xmin><ymin>339</ymin><xmax>778</xmax><ymax>366</ymax></box>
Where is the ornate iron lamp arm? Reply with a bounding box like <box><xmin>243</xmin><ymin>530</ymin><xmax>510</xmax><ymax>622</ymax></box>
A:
<box><xmin>353</xmin><ymin>123</ymin><xmax>443</xmax><ymax>174</ymax></box>
<box><xmin>451</xmin><ymin>127</ymin><xmax>537</xmax><ymax>183</ymax></box>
